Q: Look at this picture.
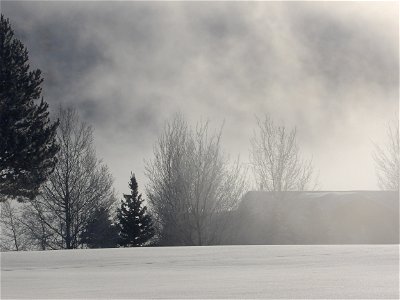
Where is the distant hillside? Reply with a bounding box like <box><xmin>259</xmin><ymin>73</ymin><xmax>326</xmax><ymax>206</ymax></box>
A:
<box><xmin>228</xmin><ymin>191</ymin><xmax>399</xmax><ymax>244</ymax></box>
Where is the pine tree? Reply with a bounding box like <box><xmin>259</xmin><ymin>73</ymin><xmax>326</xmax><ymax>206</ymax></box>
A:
<box><xmin>0</xmin><ymin>15</ymin><xmax>59</xmax><ymax>201</ymax></box>
<box><xmin>117</xmin><ymin>173</ymin><xmax>155</xmax><ymax>247</ymax></box>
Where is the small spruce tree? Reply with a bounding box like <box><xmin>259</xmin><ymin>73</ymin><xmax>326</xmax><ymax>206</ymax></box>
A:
<box><xmin>117</xmin><ymin>173</ymin><xmax>154</xmax><ymax>247</ymax></box>
<box><xmin>0</xmin><ymin>15</ymin><xmax>59</xmax><ymax>201</ymax></box>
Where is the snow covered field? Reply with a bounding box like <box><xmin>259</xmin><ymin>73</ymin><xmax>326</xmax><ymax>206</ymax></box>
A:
<box><xmin>1</xmin><ymin>245</ymin><xmax>399</xmax><ymax>299</ymax></box>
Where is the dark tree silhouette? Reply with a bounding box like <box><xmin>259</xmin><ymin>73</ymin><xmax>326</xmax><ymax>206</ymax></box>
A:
<box><xmin>117</xmin><ymin>173</ymin><xmax>154</xmax><ymax>247</ymax></box>
<box><xmin>0</xmin><ymin>15</ymin><xmax>59</xmax><ymax>201</ymax></box>
<box><xmin>80</xmin><ymin>207</ymin><xmax>119</xmax><ymax>249</ymax></box>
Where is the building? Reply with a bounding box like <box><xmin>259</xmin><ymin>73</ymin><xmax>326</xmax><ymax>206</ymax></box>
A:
<box><xmin>230</xmin><ymin>191</ymin><xmax>399</xmax><ymax>244</ymax></box>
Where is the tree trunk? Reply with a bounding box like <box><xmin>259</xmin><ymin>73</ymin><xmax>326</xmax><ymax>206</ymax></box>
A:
<box><xmin>65</xmin><ymin>193</ymin><xmax>72</xmax><ymax>249</ymax></box>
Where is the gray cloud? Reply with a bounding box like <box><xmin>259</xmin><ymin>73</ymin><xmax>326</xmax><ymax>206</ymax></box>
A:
<box><xmin>3</xmin><ymin>1</ymin><xmax>398</xmax><ymax>194</ymax></box>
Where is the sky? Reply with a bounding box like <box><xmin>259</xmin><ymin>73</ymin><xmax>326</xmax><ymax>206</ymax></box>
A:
<box><xmin>2</xmin><ymin>1</ymin><xmax>398</xmax><ymax>196</ymax></box>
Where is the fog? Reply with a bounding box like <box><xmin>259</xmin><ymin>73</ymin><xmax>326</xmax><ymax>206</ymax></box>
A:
<box><xmin>2</xmin><ymin>1</ymin><xmax>398</xmax><ymax>195</ymax></box>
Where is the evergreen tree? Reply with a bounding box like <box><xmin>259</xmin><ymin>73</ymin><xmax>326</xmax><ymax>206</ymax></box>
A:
<box><xmin>117</xmin><ymin>173</ymin><xmax>155</xmax><ymax>247</ymax></box>
<box><xmin>0</xmin><ymin>15</ymin><xmax>59</xmax><ymax>201</ymax></box>
<box><xmin>81</xmin><ymin>207</ymin><xmax>119</xmax><ymax>249</ymax></box>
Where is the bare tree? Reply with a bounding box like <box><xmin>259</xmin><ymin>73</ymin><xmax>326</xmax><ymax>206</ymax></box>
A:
<box><xmin>249</xmin><ymin>115</ymin><xmax>317</xmax><ymax>244</ymax></box>
<box><xmin>373</xmin><ymin>123</ymin><xmax>399</xmax><ymax>191</ymax></box>
<box><xmin>250</xmin><ymin>115</ymin><xmax>316</xmax><ymax>193</ymax></box>
<box><xmin>0</xmin><ymin>201</ymin><xmax>29</xmax><ymax>251</ymax></box>
<box><xmin>24</xmin><ymin>107</ymin><xmax>116</xmax><ymax>249</ymax></box>
<box><xmin>0</xmin><ymin>200</ymin><xmax>52</xmax><ymax>251</ymax></box>
<box><xmin>20</xmin><ymin>201</ymin><xmax>57</xmax><ymax>250</ymax></box>
<box><xmin>145</xmin><ymin>114</ymin><xmax>247</xmax><ymax>246</ymax></box>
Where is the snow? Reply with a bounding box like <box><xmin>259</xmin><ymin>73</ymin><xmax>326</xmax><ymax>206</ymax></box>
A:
<box><xmin>1</xmin><ymin>245</ymin><xmax>399</xmax><ymax>299</ymax></box>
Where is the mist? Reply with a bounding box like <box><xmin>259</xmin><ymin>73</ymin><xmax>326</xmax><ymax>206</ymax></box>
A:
<box><xmin>3</xmin><ymin>1</ymin><xmax>398</xmax><ymax>195</ymax></box>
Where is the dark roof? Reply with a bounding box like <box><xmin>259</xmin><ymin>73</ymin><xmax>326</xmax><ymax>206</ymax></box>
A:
<box><xmin>241</xmin><ymin>190</ymin><xmax>398</xmax><ymax>207</ymax></box>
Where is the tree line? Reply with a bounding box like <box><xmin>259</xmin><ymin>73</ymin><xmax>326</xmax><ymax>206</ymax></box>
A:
<box><xmin>1</xmin><ymin>15</ymin><xmax>398</xmax><ymax>250</ymax></box>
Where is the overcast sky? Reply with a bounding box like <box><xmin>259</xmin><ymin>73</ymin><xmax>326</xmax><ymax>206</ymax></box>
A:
<box><xmin>3</xmin><ymin>1</ymin><xmax>398</xmax><ymax>195</ymax></box>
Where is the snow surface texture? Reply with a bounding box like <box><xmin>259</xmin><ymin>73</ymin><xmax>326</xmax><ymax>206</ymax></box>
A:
<box><xmin>1</xmin><ymin>245</ymin><xmax>399</xmax><ymax>299</ymax></box>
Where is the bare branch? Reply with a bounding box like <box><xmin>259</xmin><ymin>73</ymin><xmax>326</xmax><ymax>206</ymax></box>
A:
<box><xmin>22</xmin><ymin>107</ymin><xmax>116</xmax><ymax>249</ymax></box>
<box><xmin>145</xmin><ymin>113</ymin><xmax>247</xmax><ymax>245</ymax></box>
<box><xmin>373</xmin><ymin>123</ymin><xmax>399</xmax><ymax>191</ymax></box>
<box><xmin>250</xmin><ymin>115</ymin><xmax>316</xmax><ymax>194</ymax></box>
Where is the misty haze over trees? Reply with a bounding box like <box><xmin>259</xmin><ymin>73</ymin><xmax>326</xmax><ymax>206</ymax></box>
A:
<box><xmin>145</xmin><ymin>114</ymin><xmax>247</xmax><ymax>246</ymax></box>
<box><xmin>1</xmin><ymin>7</ymin><xmax>399</xmax><ymax>252</ymax></box>
<box><xmin>250</xmin><ymin>115</ymin><xmax>317</xmax><ymax>193</ymax></box>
